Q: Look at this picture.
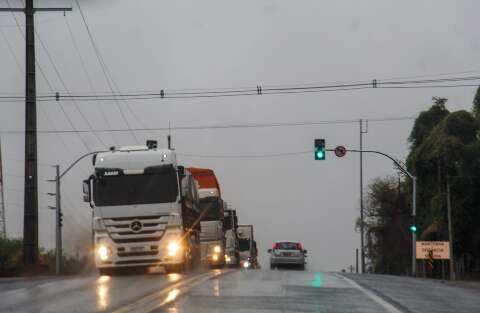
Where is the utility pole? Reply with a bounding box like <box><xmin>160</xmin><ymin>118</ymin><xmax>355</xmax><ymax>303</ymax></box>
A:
<box><xmin>359</xmin><ymin>119</ymin><xmax>368</xmax><ymax>273</ymax></box>
<box><xmin>0</xmin><ymin>138</ymin><xmax>6</xmax><ymax>239</ymax></box>
<box><xmin>48</xmin><ymin>165</ymin><xmax>62</xmax><ymax>275</ymax></box>
<box><xmin>0</xmin><ymin>1</ymin><xmax>71</xmax><ymax>267</ymax></box>
<box><xmin>446</xmin><ymin>176</ymin><xmax>455</xmax><ymax>280</ymax></box>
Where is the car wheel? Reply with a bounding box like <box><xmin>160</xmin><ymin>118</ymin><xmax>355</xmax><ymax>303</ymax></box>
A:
<box><xmin>270</xmin><ymin>263</ymin><xmax>275</xmax><ymax>270</ymax></box>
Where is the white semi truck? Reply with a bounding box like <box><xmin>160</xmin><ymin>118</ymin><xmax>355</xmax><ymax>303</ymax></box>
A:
<box><xmin>83</xmin><ymin>141</ymin><xmax>201</xmax><ymax>275</ymax></box>
<box><xmin>188</xmin><ymin>168</ymin><xmax>226</xmax><ymax>268</ymax></box>
<box><xmin>237</xmin><ymin>224</ymin><xmax>258</xmax><ymax>269</ymax></box>
<box><xmin>224</xmin><ymin>209</ymin><xmax>240</xmax><ymax>267</ymax></box>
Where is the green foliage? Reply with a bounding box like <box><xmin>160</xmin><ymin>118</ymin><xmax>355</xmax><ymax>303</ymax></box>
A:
<box><xmin>406</xmin><ymin>95</ymin><xmax>480</xmax><ymax>274</ymax></box>
<box><xmin>364</xmin><ymin>176</ymin><xmax>411</xmax><ymax>274</ymax></box>
<box><xmin>0</xmin><ymin>237</ymin><xmax>23</xmax><ymax>269</ymax></box>
<box><xmin>367</xmin><ymin>92</ymin><xmax>480</xmax><ymax>276</ymax></box>
<box><xmin>408</xmin><ymin>99</ymin><xmax>449</xmax><ymax>149</ymax></box>
<box><xmin>472</xmin><ymin>86</ymin><xmax>480</xmax><ymax>120</ymax></box>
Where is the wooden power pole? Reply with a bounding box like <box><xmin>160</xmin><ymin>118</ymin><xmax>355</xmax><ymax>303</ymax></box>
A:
<box><xmin>0</xmin><ymin>1</ymin><xmax>71</xmax><ymax>267</ymax></box>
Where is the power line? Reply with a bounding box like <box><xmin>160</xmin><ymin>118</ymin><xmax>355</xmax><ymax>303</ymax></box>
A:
<box><xmin>34</xmin><ymin>26</ymin><xmax>109</xmax><ymax>150</ymax></box>
<box><xmin>74</xmin><ymin>0</ymin><xmax>139</xmax><ymax>144</ymax></box>
<box><xmin>0</xmin><ymin>115</ymin><xmax>416</xmax><ymax>135</ymax></box>
<box><xmin>63</xmin><ymin>14</ymin><xmax>119</xmax><ymax>146</ymax></box>
<box><xmin>0</xmin><ymin>75</ymin><xmax>478</xmax><ymax>102</ymax></box>
<box><xmin>5</xmin><ymin>0</ymin><xmax>95</xmax><ymax>157</ymax></box>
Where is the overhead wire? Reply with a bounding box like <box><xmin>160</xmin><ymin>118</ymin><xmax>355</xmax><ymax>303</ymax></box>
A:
<box><xmin>63</xmin><ymin>14</ymin><xmax>119</xmax><ymax>146</ymax></box>
<box><xmin>4</xmin><ymin>0</ymin><xmax>94</xmax><ymax>157</ymax></box>
<box><xmin>34</xmin><ymin>27</ymin><xmax>110</xmax><ymax>150</ymax></box>
<box><xmin>0</xmin><ymin>115</ymin><xmax>417</xmax><ymax>134</ymax></box>
<box><xmin>74</xmin><ymin>0</ymin><xmax>140</xmax><ymax>144</ymax></box>
<box><xmin>0</xmin><ymin>75</ymin><xmax>478</xmax><ymax>102</ymax></box>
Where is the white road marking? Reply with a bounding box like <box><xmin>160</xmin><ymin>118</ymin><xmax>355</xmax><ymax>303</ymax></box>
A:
<box><xmin>337</xmin><ymin>274</ymin><xmax>404</xmax><ymax>313</ymax></box>
<box><xmin>112</xmin><ymin>269</ymin><xmax>233</xmax><ymax>313</ymax></box>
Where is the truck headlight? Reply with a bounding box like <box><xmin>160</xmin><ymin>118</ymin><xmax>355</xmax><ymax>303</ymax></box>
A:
<box><xmin>167</xmin><ymin>241</ymin><xmax>180</xmax><ymax>256</ymax></box>
<box><xmin>213</xmin><ymin>245</ymin><xmax>221</xmax><ymax>253</ymax></box>
<box><xmin>212</xmin><ymin>254</ymin><xmax>219</xmax><ymax>261</ymax></box>
<box><xmin>243</xmin><ymin>261</ymin><xmax>250</xmax><ymax>268</ymax></box>
<box><xmin>225</xmin><ymin>255</ymin><xmax>231</xmax><ymax>263</ymax></box>
<box><xmin>97</xmin><ymin>245</ymin><xmax>111</xmax><ymax>261</ymax></box>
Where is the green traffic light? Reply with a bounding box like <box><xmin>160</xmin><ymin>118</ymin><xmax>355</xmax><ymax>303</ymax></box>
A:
<box><xmin>316</xmin><ymin>151</ymin><xmax>324</xmax><ymax>159</ymax></box>
<box><xmin>410</xmin><ymin>225</ymin><xmax>417</xmax><ymax>233</ymax></box>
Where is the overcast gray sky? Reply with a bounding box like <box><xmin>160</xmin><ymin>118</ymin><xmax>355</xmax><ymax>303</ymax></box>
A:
<box><xmin>1</xmin><ymin>0</ymin><xmax>479</xmax><ymax>271</ymax></box>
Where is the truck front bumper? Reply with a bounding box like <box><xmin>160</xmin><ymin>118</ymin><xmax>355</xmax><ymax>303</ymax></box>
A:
<box><xmin>95</xmin><ymin>234</ymin><xmax>184</xmax><ymax>268</ymax></box>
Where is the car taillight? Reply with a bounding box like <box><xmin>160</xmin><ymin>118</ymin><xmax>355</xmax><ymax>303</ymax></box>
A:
<box><xmin>272</xmin><ymin>243</ymin><xmax>278</xmax><ymax>250</ymax></box>
<box><xmin>296</xmin><ymin>243</ymin><xmax>303</xmax><ymax>250</ymax></box>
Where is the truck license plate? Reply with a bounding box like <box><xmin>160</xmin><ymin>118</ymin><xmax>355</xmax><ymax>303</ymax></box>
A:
<box><xmin>130</xmin><ymin>246</ymin><xmax>145</xmax><ymax>252</ymax></box>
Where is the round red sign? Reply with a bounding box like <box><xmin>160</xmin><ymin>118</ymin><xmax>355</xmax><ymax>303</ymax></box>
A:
<box><xmin>334</xmin><ymin>146</ymin><xmax>347</xmax><ymax>157</ymax></box>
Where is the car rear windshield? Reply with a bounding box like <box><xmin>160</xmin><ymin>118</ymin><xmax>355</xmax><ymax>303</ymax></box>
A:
<box><xmin>276</xmin><ymin>242</ymin><xmax>300</xmax><ymax>250</ymax></box>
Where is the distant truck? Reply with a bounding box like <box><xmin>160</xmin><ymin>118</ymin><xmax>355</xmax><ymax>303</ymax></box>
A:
<box><xmin>83</xmin><ymin>140</ymin><xmax>201</xmax><ymax>275</ymax></box>
<box><xmin>223</xmin><ymin>209</ymin><xmax>240</xmax><ymax>267</ymax></box>
<box><xmin>188</xmin><ymin>167</ymin><xmax>226</xmax><ymax>268</ymax></box>
<box><xmin>237</xmin><ymin>225</ymin><xmax>258</xmax><ymax>269</ymax></box>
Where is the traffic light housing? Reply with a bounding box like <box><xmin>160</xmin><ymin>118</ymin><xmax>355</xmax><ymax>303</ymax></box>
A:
<box><xmin>59</xmin><ymin>211</ymin><xmax>63</xmax><ymax>228</ymax></box>
<box><xmin>314</xmin><ymin>139</ymin><xmax>326</xmax><ymax>160</ymax></box>
<box><xmin>409</xmin><ymin>215</ymin><xmax>417</xmax><ymax>233</ymax></box>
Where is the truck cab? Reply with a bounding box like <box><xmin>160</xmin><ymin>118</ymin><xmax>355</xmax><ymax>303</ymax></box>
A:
<box><xmin>237</xmin><ymin>224</ymin><xmax>258</xmax><ymax>269</ymax></box>
<box><xmin>224</xmin><ymin>209</ymin><xmax>240</xmax><ymax>267</ymax></box>
<box><xmin>83</xmin><ymin>141</ymin><xmax>201</xmax><ymax>275</ymax></box>
<box><xmin>188</xmin><ymin>168</ymin><xmax>226</xmax><ymax>268</ymax></box>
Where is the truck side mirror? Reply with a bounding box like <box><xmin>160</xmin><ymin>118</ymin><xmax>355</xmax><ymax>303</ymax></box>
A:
<box><xmin>267</xmin><ymin>249</ymin><xmax>272</xmax><ymax>253</ymax></box>
<box><xmin>83</xmin><ymin>179</ymin><xmax>90</xmax><ymax>203</ymax></box>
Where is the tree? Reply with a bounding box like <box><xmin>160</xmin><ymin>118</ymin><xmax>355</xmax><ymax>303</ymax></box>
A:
<box><xmin>472</xmin><ymin>86</ymin><xmax>480</xmax><ymax>121</ymax></box>
<box><xmin>0</xmin><ymin>238</ymin><xmax>22</xmax><ymax>270</ymax></box>
<box><xmin>363</xmin><ymin>176</ymin><xmax>411</xmax><ymax>274</ymax></box>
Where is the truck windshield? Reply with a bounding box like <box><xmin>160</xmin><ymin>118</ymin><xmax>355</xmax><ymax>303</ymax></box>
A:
<box><xmin>94</xmin><ymin>170</ymin><xmax>178</xmax><ymax>206</ymax></box>
<box><xmin>199</xmin><ymin>197</ymin><xmax>221</xmax><ymax>220</ymax></box>
<box><xmin>238</xmin><ymin>239</ymin><xmax>251</xmax><ymax>251</ymax></box>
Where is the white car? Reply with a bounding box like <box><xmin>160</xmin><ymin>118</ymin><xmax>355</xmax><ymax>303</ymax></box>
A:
<box><xmin>268</xmin><ymin>241</ymin><xmax>307</xmax><ymax>270</ymax></box>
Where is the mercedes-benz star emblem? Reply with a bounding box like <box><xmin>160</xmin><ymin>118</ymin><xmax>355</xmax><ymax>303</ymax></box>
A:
<box><xmin>130</xmin><ymin>220</ymin><xmax>143</xmax><ymax>233</ymax></box>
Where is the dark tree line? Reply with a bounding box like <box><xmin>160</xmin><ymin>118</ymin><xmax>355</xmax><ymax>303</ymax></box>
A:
<box><xmin>363</xmin><ymin>88</ymin><xmax>480</xmax><ymax>278</ymax></box>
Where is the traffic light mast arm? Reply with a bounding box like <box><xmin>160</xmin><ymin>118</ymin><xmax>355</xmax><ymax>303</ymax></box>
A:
<box><xmin>327</xmin><ymin>148</ymin><xmax>414</xmax><ymax>180</ymax></box>
<box><xmin>60</xmin><ymin>150</ymin><xmax>108</xmax><ymax>180</ymax></box>
<box><xmin>330</xmin><ymin>147</ymin><xmax>418</xmax><ymax>276</ymax></box>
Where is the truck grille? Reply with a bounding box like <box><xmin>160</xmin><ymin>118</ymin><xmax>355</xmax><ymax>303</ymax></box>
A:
<box><xmin>104</xmin><ymin>215</ymin><xmax>169</xmax><ymax>244</ymax></box>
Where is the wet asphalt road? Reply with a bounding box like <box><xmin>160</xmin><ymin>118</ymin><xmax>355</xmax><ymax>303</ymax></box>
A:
<box><xmin>0</xmin><ymin>269</ymin><xmax>205</xmax><ymax>313</ymax></box>
<box><xmin>1</xmin><ymin>269</ymin><xmax>479</xmax><ymax>313</ymax></box>
<box><xmin>157</xmin><ymin>269</ymin><xmax>480</xmax><ymax>313</ymax></box>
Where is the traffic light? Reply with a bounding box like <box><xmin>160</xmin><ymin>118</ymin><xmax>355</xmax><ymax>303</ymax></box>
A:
<box><xmin>59</xmin><ymin>211</ymin><xmax>63</xmax><ymax>228</ymax></box>
<box><xmin>409</xmin><ymin>215</ymin><xmax>417</xmax><ymax>233</ymax></box>
<box><xmin>314</xmin><ymin>139</ymin><xmax>325</xmax><ymax>160</ymax></box>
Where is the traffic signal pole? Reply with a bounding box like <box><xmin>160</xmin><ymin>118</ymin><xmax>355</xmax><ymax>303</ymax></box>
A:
<box><xmin>331</xmin><ymin>147</ymin><xmax>417</xmax><ymax>276</ymax></box>
<box><xmin>55</xmin><ymin>165</ymin><xmax>62</xmax><ymax>275</ymax></box>
<box><xmin>48</xmin><ymin>165</ymin><xmax>62</xmax><ymax>275</ymax></box>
